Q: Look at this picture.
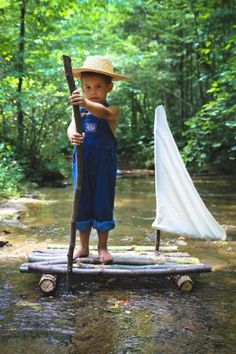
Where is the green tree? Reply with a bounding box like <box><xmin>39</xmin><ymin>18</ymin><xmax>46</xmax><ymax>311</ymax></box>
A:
<box><xmin>0</xmin><ymin>0</ymin><xmax>235</xmax><ymax>194</ymax></box>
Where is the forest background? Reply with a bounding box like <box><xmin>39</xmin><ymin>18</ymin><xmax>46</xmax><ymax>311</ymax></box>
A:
<box><xmin>0</xmin><ymin>0</ymin><xmax>235</xmax><ymax>196</ymax></box>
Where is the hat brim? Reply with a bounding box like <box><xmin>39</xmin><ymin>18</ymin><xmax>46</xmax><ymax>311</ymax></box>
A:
<box><xmin>73</xmin><ymin>68</ymin><xmax>128</xmax><ymax>81</ymax></box>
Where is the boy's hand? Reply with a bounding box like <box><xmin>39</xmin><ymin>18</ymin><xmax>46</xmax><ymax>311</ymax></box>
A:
<box><xmin>69</xmin><ymin>90</ymin><xmax>87</xmax><ymax>107</ymax></box>
<box><xmin>69</xmin><ymin>132</ymin><xmax>84</xmax><ymax>145</ymax></box>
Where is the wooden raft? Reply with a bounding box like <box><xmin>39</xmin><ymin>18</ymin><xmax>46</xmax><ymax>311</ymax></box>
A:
<box><xmin>19</xmin><ymin>245</ymin><xmax>211</xmax><ymax>295</ymax></box>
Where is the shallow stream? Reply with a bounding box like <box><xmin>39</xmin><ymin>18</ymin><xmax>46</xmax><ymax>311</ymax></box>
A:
<box><xmin>0</xmin><ymin>175</ymin><xmax>235</xmax><ymax>354</ymax></box>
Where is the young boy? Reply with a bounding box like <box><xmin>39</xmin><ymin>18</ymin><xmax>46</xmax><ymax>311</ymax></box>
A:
<box><xmin>67</xmin><ymin>56</ymin><xmax>128</xmax><ymax>264</ymax></box>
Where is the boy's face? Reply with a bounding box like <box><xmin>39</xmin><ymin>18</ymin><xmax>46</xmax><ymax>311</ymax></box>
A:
<box><xmin>82</xmin><ymin>74</ymin><xmax>113</xmax><ymax>104</ymax></box>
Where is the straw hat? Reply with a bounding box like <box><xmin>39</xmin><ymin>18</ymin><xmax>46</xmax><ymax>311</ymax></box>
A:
<box><xmin>73</xmin><ymin>56</ymin><xmax>128</xmax><ymax>81</ymax></box>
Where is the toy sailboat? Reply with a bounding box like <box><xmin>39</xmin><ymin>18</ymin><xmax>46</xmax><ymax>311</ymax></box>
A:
<box><xmin>152</xmin><ymin>105</ymin><xmax>226</xmax><ymax>241</ymax></box>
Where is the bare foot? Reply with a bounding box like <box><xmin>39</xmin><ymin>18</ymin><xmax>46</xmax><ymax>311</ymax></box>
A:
<box><xmin>98</xmin><ymin>249</ymin><xmax>113</xmax><ymax>264</ymax></box>
<box><xmin>73</xmin><ymin>246</ymin><xmax>89</xmax><ymax>260</ymax></box>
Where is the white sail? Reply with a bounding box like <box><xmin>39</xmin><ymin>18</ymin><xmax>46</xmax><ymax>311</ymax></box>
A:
<box><xmin>152</xmin><ymin>105</ymin><xmax>226</xmax><ymax>240</ymax></box>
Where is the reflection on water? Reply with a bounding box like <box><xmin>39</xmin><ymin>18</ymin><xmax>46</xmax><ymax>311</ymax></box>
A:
<box><xmin>0</xmin><ymin>175</ymin><xmax>236</xmax><ymax>354</ymax></box>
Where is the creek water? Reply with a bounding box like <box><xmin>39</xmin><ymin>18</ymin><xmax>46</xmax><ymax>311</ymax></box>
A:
<box><xmin>0</xmin><ymin>175</ymin><xmax>235</xmax><ymax>354</ymax></box>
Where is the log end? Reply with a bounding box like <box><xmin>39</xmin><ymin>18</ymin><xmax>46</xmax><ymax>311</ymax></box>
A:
<box><xmin>173</xmin><ymin>275</ymin><xmax>193</xmax><ymax>292</ymax></box>
<box><xmin>39</xmin><ymin>274</ymin><xmax>58</xmax><ymax>296</ymax></box>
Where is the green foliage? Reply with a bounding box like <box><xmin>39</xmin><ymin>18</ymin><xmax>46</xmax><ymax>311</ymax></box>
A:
<box><xmin>183</xmin><ymin>68</ymin><xmax>236</xmax><ymax>172</ymax></box>
<box><xmin>0</xmin><ymin>143</ymin><xmax>24</xmax><ymax>197</ymax></box>
<box><xmin>0</xmin><ymin>0</ymin><xmax>235</xmax><ymax>195</ymax></box>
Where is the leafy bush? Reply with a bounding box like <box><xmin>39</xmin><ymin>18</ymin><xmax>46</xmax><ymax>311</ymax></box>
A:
<box><xmin>0</xmin><ymin>143</ymin><xmax>24</xmax><ymax>197</ymax></box>
<box><xmin>182</xmin><ymin>70</ymin><xmax>236</xmax><ymax>173</ymax></box>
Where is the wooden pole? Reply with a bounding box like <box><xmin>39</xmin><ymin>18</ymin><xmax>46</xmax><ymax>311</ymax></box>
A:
<box><xmin>26</xmin><ymin>254</ymin><xmax>201</xmax><ymax>265</ymax></box>
<box><xmin>24</xmin><ymin>263</ymin><xmax>212</xmax><ymax>276</ymax></box>
<box><xmin>62</xmin><ymin>55</ymin><xmax>83</xmax><ymax>291</ymax></box>
<box><xmin>44</xmin><ymin>245</ymin><xmax>179</xmax><ymax>252</ymax></box>
<box><xmin>155</xmin><ymin>229</ymin><xmax>161</xmax><ymax>252</ymax></box>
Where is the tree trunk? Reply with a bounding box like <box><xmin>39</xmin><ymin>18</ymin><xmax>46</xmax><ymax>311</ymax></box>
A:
<box><xmin>16</xmin><ymin>0</ymin><xmax>26</xmax><ymax>153</ymax></box>
<box><xmin>130</xmin><ymin>90</ymin><xmax>137</xmax><ymax>129</ymax></box>
<box><xmin>189</xmin><ymin>0</ymin><xmax>206</xmax><ymax>107</ymax></box>
<box><xmin>180</xmin><ymin>52</ymin><xmax>185</xmax><ymax>127</ymax></box>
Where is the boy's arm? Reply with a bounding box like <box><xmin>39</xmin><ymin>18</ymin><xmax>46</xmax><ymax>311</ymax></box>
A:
<box><xmin>69</xmin><ymin>90</ymin><xmax>119</xmax><ymax>121</ymax></box>
<box><xmin>83</xmin><ymin>100</ymin><xmax>119</xmax><ymax>121</ymax></box>
<box><xmin>67</xmin><ymin>114</ymin><xmax>84</xmax><ymax>145</ymax></box>
<box><xmin>67</xmin><ymin>120</ymin><xmax>75</xmax><ymax>140</ymax></box>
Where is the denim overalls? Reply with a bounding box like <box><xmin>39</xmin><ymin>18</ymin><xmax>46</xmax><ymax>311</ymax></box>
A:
<box><xmin>72</xmin><ymin>105</ymin><xmax>117</xmax><ymax>231</ymax></box>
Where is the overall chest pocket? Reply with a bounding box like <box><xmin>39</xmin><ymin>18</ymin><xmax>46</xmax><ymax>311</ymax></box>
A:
<box><xmin>84</xmin><ymin>119</ymin><xmax>99</xmax><ymax>142</ymax></box>
<box><xmin>85</xmin><ymin>121</ymin><xmax>97</xmax><ymax>134</ymax></box>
